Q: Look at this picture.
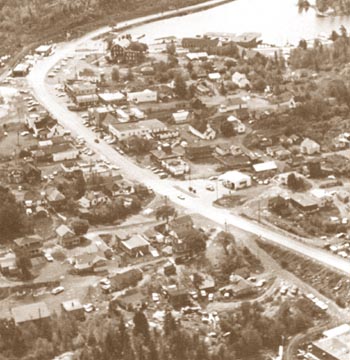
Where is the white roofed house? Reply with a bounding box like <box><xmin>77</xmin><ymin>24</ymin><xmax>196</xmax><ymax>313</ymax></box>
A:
<box><xmin>56</xmin><ymin>224</ymin><xmax>80</xmax><ymax>248</ymax></box>
<box><xmin>189</xmin><ymin>123</ymin><xmax>216</xmax><ymax>140</ymax></box>
<box><xmin>232</xmin><ymin>72</ymin><xmax>250</xmax><ymax>89</ymax></box>
<box><xmin>172</xmin><ymin>110</ymin><xmax>191</xmax><ymax>124</ymax></box>
<box><xmin>300</xmin><ymin>138</ymin><xmax>320</xmax><ymax>155</ymax></box>
<box><xmin>219</xmin><ymin>171</ymin><xmax>252</xmax><ymax>190</ymax></box>
<box><xmin>120</xmin><ymin>234</ymin><xmax>150</xmax><ymax>257</ymax></box>
<box><xmin>227</xmin><ymin>115</ymin><xmax>246</xmax><ymax>134</ymax></box>
<box><xmin>253</xmin><ymin>161</ymin><xmax>278</xmax><ymax>174</ymax></box>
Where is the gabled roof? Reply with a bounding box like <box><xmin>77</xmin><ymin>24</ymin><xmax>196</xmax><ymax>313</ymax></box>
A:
<box><xmin>46</xmin><ymin>187</ymin><xmax>65</xmax><ymax>202</ymax></box>
<box><xmin>121</xmin><ymin>234</ymin><xmax>149</xmax><ymax>250</ymax></box>
<box><xmin>56</xmin><ymin>224</ymin><xmax>74</xmax><ymax>238</ymax></box>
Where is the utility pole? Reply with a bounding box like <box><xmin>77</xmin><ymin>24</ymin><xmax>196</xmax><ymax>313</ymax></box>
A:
<box><xmin>258</xmin><ymin>199</ymin><xmax>261</xmax><ymax>223</ymax></box>
<box><xmin>216</xmin><ymin>179</ymin><xmax>219</xmax><ymax>200</ymax></box>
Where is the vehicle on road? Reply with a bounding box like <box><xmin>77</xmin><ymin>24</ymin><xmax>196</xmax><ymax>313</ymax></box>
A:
<box><xmin>159</xmin><ymin>172</ymin><xmax>168</xmax><ymax>179</ymax></box>
<box><xmin>83</xmin><ymin>303</ymin><xmax>95</xmax><ymax>313</ymax></box>
<box><xmin>51</xmin><ymin>286</ymin><xmax>64</xmax><ymax>295</ymax></box>
<box><xmin>94</xmin><ymin>139</ymin><xmax>99</xmax><ymax>143</ymax></box>
<box><xmin>177</xmin><ymin>194</ymin><xmax>185</xmax><ymax>200</ymax></box>
<box><xmin>44</xmin><ymin>253</ymin><xmax>54</xmax><ymax>262</ymax></box>
<box><xmin>206</xmin><ymin>184</ymin><xmax>214</xmax><ymax>191</ymax></box>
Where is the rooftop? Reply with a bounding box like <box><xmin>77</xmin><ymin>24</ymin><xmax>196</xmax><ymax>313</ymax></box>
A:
<box><xmin>12</xmin><ymin>302</ymin><xmax>50</xmax><ymax>324</ymax></box>
<box><xmin>253</xmin><ymin>161</ymin><xmax>278</xmax><ymax>173</ymax></box>
<box><xmin>121</xmin><ymin>234</ymin><xmax>149</xmax><ymax>250</ymax></box>
<box><xmin>61</xmin><ymin>299</ymin><xmax>83</xmax><ymax>312</ymax></box>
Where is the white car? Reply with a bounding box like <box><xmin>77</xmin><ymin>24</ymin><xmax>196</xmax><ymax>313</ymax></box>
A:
<box><xmin>44</xmin><ymin>253</ymin><xmax>54</xmax><ymax>262</ymax></box>
<box><xmin>99</xmin><ymin>278</ymin><xmax>110</xmax><ymax>286</ymax></box>
<box><xmin>51</xmin><ymin>286</ymin><xmax>64</xmax><ymax>295</ymax></box>
<box><xmin>178</xmin><ymin>194</ymin><xmax>185</xmax><ymax>200</ymax></box>
<box><xmin>83</xmin><ymin>303</ymin><xmax>95</xmax><ymax>313</ymax></box>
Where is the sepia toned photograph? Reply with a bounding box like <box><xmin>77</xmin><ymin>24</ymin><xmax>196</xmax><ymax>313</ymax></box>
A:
<box><xmin>1</xmin><ymin>0</ymin><xmax>350</xmax><ymax>359</ymax></box>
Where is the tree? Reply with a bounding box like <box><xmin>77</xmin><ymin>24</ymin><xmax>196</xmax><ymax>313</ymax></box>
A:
<box><xmin>111</xmin><ymin>67</ymin><xmax>120</xmax><ymax>82</ymax></box>
<box><xmin>126</xmin><ymin>67</ymin><xmax>134</xmax><ymax>81</ymax></box>
<box><xmin>166</xmin><ymin>43</ymin><xmax>176</xmax><ymax>55</ymax></box>
<box><xmin>133</xmin><ymin>310</ymin><xmax>149</xmax><ymax>338</ymax></box>
<box><xmin>298</xmin><ymin>39</ymin><xmax>307</xmax><ymax>50</ymax></box>
<box><xmin>155</xmin><ymin>204</ymin><xmax>176</xmax><ymax>222</ymax></box>
<box><xmin>71</xmin><ymin>219</ymin><xmax>89</xmax><ymax>235</ymax></box>
<box><xmin>174</xmin><ymin>74</ymin><xmax>187</xmax><ymax>98</ymax></box>
<box><xmin>220</xmin><ymin>120</ymin><xmax>235</xmax><ymax>137</ymax></box>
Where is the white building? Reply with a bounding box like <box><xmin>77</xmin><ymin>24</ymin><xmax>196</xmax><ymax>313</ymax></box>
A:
<box><xmin>109</xmin><ymin>119</ymin><xmax>167</xmax><ymax>140</ymax></box>
<box><xmin>253</xmin><ymin>161</ymin><xmax>278</xmax><ymax>173</ymax></box>
<box><xmin>127</xmin><ymin>89</ymin><xmax>157</xmax><ymax>103</ymax></box>
<box><xmin>232</xmin><ymin>72</ymin><xmax>250</xmax><ymax>88</ymax></box>
<box><xmin>219</xmin><ymin>171</ymin><xmax>252</xmax><ymax>190</ymax></box>
<box><xmin>300</xmin><ymin>138</ymin><xmax>320</xmax><ymax>155</ymax></box>
<box><xmin>227</xmin><ymin>115</ymin><xmax>246</xmax><ymax>134</ymax></box>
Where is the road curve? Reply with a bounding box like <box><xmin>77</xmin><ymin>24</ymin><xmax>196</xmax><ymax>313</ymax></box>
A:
<box><xmin>27</xmin><ymin>8</ymin><xmax>350</xmax><ymax>277</ymax></box>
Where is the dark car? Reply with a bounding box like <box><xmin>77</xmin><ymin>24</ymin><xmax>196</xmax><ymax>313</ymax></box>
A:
<box><xmin>94</xmin><ymin>139</ymin><xmax>99</xmax><ymax>143</ymax></box>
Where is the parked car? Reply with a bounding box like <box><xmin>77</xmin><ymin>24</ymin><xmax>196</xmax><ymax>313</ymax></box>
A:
<box><xmin>51</xmin><ymin>286</ymin><xmax>64</xmax><ymax>295</ymax></box>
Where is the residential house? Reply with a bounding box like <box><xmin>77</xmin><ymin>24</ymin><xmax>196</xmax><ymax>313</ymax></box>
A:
<box><xmin>78</xmin><ymin>191</ymin><xmax>110</xmax><ymax>209</ymax></box>
<box><xmin>23</xmin><ymin>190</ymin><xmax>45</xmax><ymax>209</ymax></box>
<box><xmin>300</xmin><ymin>138</ymin><xmax>321</xmax><ymax>155</ymax></box>
<box><xmin>13</xmin><ymin>235</ymin><xmax>42</xmax><ymax>258</ymax></box>
<box><xmin>150</xmin><ymin>145</ymin><xmax>183</xmax><ymax>165</ymax></box>
<box><xmin>227</xmin><ymin>115</ymin><xmax>246</xmax><ymax>134</ymax></box>
<box><xmin>219</xmin><ymin>275</ymin><xmax>257</xmax><ymax>297</ymax></box>
<box><xmin>232</xmin><ymin>72</ymin><xmax>250</xmax><ymax>88</ymax></box>
<box><xmin>11</xmin><ymin>302</ymin><xmax>51</xmax><ymax>325</ymax></box>
<box><xmin>189</xmin><ymin>123</ymin><xmax>216</xmax><ymax>140</ymax></box>
<box><xmin>219</xmin><ymin>171</ymin><xmax>252</xmax><ymax>190</ymax></box>
<box><xmin>46</xmin><ymin>187</ymin><xmax>66</xmax><ymax>209</ymax></box>
<box><xmin>74</xmin><ymin>254</ymin><xmax>108</xmax><ymax>274</ymax></box>
<box><xmin>185</xmin><ymin>145</ymin><xmax>213</xmax><ymax>161</ymax></box>
<box><xmin>61</xmin><ymin>299</ymin><xmax>85</xmax><ymax>320</ymax></box>
<box><xmin>56</xmin><ymin>224</ymin><xmax>80</xmax><ymax>248</ymax></box>
<box><xmin>110</xmin><ymin>38</ymin><xmax>146</xmax><ymax>64</ymax></box>
<box><xmin>121</xmin><ymin>235</ymin><xmax>150</xmax><ymax>257</ymax></box>
<box><xmin>0</xmin><ymin>251</ymin><xmax>18</xmax><ymax>276</ymax></box>
<box><xmin>172</xmin><ymin>110</ymin><xmax>191</xmax><ymax>124</ymax></box>
<box><xmin>109</xmin><ymin>268</ymin><xmax>143</xmax><ymax>291</ymax></box>
<box><xmin>164</xmin><ymin>262</ymin><xmax>176</xmax><ymax>276</ymax></box>
<box><xmin>25</xmin><ymin>113</ymin><xmax>58</xmax><ymax>139</ymax></box>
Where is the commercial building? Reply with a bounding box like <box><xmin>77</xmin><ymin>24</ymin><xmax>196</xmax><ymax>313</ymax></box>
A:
<box><xmin>219</xmin><ymin>171</ymin><xmax>252</xmax><ymax>190</ymax></box>
<box><xmin>127</xmin><ymin>89</ymin><xmax>157</xmax><ymax>103</ymax></box>
<box><xmin>12</xmin><ymin>63</ymin><xmax>30</xmax><ymax>77</ymax></box>
<box><xmin>311</xmin><ymin>324</ymin><xmax>350</xmax><ymax>360</ymax></box>
<box><xmin>98</xmin><ymin>92</ymin><xmax>126</xmax><ymax>105</ymax></box>
<box><xmin>35</xmin><ymin>44</ymin><xmax>53</xmax><ymax>56</ymax></box>
<box><xmin>13</xmin><ymin>235</ymin><xmax>43</xmax><ymax>258</ymax></box>
<box><xmin>109</xmin><ymin>119</ymin><xmax>167</xmax><ymax>140</ymax></box>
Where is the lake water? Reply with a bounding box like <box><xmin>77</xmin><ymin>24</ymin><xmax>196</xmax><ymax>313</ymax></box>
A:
<box><xmin>125</xmin><ymin>0</ymin><xmax>350</xmax><ymax>46</ymax></box>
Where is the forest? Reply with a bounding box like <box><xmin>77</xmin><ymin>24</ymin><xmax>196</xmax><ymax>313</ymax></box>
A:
<box><xmin>0</xmin><ymin>0</ymin><xmax>207</xmax><ymax>56</ymax></box>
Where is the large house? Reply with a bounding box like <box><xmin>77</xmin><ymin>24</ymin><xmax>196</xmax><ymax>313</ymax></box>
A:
<box><xmin>109</xmin><ymin>268</ymin><xmax>143</xmax><ymax>291</ymax></box>
<box><xmin>110</xmin><ymin>38</ymin><xmax>146</xmax><ymax>64</ymax></box>
<box><xmin>56</xmin><ymin>224</ymin><xmax>79</xmax><ymax>247</ymax></box>
<box><xmin>300</xmin><ymin>138</ymin><xmax>320</xmax><ymax>155</ymax></box>
<box><xmin>13</xmin><ymin>235</ymin><xmax>43</xmax><ymax>258</ymax></box>
<box><xmin>232</xmin><ymin>72</ymin><xmax>250</xmax><ymax>89</ymax></box>
<box><xmin>25</xmin><ymin>113</ymin><xmax>58</xmax><ymax>139</ymax></box>
<box><xmin>121</xmin><ymin>235</ymin><xmax>150</xmax><ymax>257</ymax></box>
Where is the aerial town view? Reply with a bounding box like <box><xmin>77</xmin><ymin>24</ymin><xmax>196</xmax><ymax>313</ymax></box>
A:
<box><xmin>3</xmin><ymin>0</ymin><xmax>350</xmax><ymax>359</ymax></box>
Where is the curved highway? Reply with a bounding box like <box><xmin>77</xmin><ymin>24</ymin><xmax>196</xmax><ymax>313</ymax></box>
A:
<box><xmin>27</xmin><ymin>10</ymin><xmax>350</xmax><ymax>277</ymax></box>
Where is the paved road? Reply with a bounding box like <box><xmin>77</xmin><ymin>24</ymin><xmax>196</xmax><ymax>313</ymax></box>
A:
<box><xmin>27</xmin><ymin>11</ymin><xmax>350</xmax><ymax>277</ymax></box>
